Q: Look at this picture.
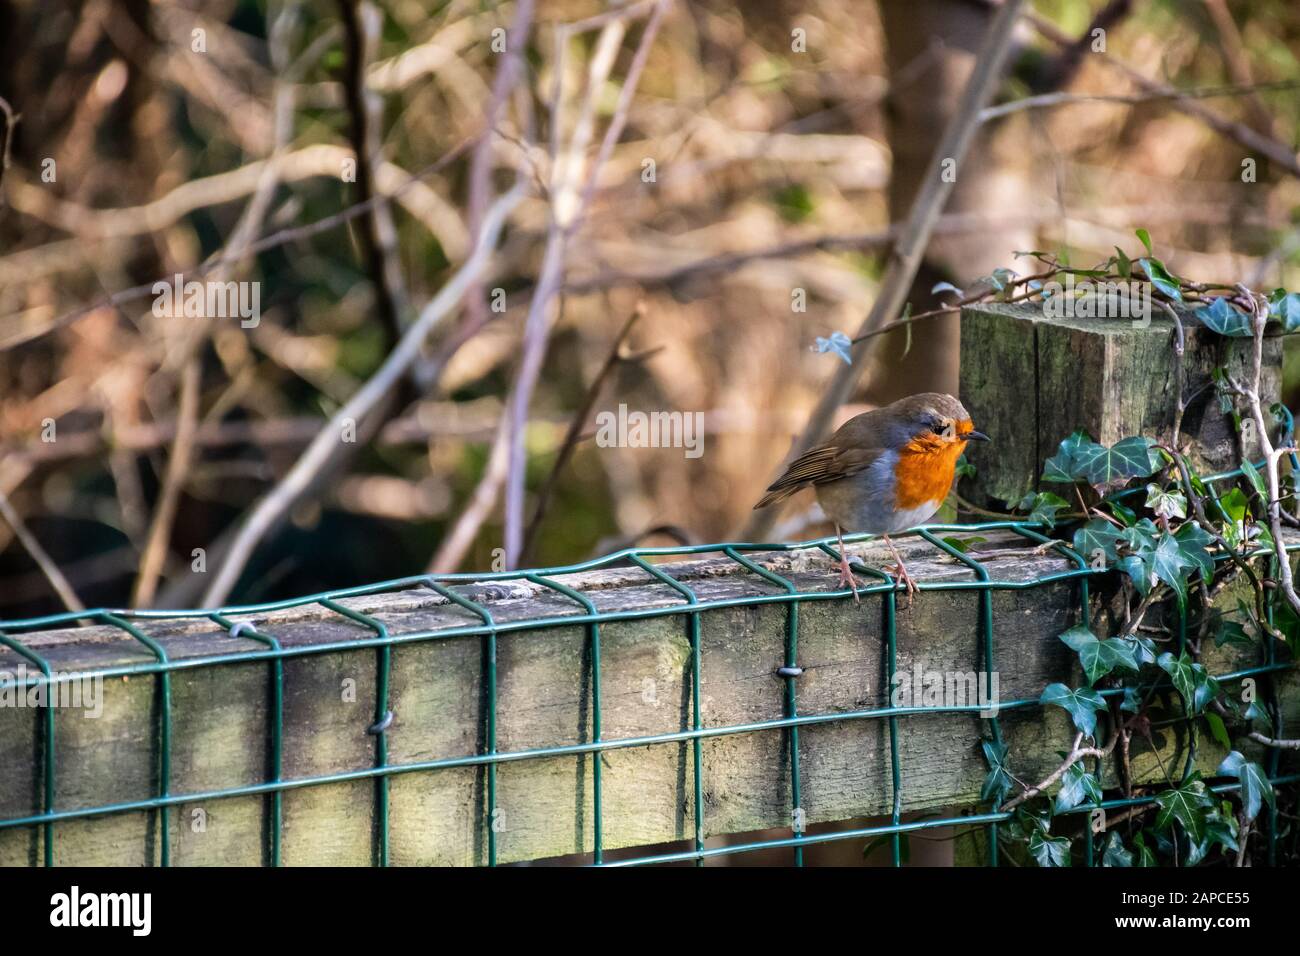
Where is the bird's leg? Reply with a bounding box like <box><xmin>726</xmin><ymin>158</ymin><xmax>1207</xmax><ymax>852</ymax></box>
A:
<box><xmin>882</xmin><ymin>534</ymin><xmax>917</xmax><ymax>605</ymax></box>
<box><xmin>834</xmin><ymin>524</ymin><xmax>861</xmax><ymax>606</ymax></box>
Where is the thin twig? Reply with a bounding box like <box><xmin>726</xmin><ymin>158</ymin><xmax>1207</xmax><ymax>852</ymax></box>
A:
<box><xmin>520</xmin><ymin>302</ymin><xmax>653</xmax><ymax>562</ymax></box>
<box><xmin>501</xmin><ymin>0</ymin><xmax>669</xmax><ymax>569</ymax></box>
<box><xmin>337</xmin><ymin>0</ymin><xmax>409</xmax><ymax>344</ymax></box>
<box><xmin>0</xmin><ymin>489</ymin><xmax>84</xmax><ymax>612</ymax></box>
<box><xmin>743</xmin><ymin>0</ymin><xmax>1029</xmax><ymax>540</ymax></box>
<box><xmin>201</xmin><ymin>183</ymin><xmax>527</xmax><ymax>606</ymax></box>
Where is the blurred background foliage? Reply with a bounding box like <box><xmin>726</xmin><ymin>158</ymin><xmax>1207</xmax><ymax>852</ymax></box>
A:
<box><xmin>1</xmin><ymin>0</ymin><xmax>1299</xmax><ymax>614</ymax></box>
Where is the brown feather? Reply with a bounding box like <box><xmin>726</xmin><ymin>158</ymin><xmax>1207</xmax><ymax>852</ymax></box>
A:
<box><xmin>753</xmin><ymin>415</ymin><xmax>888</xmax><ymax>509</ymax></box>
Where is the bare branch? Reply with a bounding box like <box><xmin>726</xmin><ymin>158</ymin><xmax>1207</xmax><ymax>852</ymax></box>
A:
<box><xmin>744</xmin><ymin>0</ymin><xmax>1029</xmax><ymax>539</ymax></box>
<box><xmin>201</xmin><ymin>182</ymin><xmax>526</xmax><ymax>606</ymax></box>
<box><xmin>0</xmin><ymin>489</ymin><xmax>84</xmax><ymax>613</ymax></box>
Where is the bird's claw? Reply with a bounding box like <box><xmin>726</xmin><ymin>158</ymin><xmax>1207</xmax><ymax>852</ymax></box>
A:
<box><xmin>884</xmin><ymin>562</ymin><xmax>917</xmax><ymax>607</ymax></box>
<box><xmin>837</xmin><ymin>554</ymin><xmax>862</xmax><ymax>606</ymax></box>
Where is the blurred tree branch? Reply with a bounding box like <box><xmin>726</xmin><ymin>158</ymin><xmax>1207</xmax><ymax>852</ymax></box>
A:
<box><xmin>201</xmin><ymin>182</ymin><xmax>526</xmax><ymax>606</ymax></box>
<box><xmin>744</xmin><ymin>0</ymin><xmax>1029</xmax><ymax>539</ymax></box>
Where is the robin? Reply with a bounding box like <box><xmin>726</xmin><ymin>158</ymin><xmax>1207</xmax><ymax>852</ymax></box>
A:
<box><xmin>754</xmin><ymin>392</ymin><xmax>989</xmax><ymax>604</ymax></box>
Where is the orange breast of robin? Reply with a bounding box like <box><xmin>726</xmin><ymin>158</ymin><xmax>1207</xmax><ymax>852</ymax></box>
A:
<box><xmin>893</xmin><ymin>434</ymin><xmax>968</xmax><ymax>510</ymax></box>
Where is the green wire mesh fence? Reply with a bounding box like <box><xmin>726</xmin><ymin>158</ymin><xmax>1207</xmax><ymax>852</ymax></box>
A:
<box><xmin>0</xmin><ymin>493</ymin><xmax>1296</xmax><ymax>867</ymax></box>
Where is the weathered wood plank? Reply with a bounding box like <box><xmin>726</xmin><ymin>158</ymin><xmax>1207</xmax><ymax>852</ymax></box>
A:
<box><xmin>1</xmin><ymin>532</ymin><xmax>1295</xmax><ymax>865</ymax></box>
<box><xmin>960</xmin><ymin>303</ymin><xmax>1283</xmax><ymax>508</ymax></box>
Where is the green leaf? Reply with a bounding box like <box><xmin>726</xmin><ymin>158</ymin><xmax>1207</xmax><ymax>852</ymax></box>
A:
<box><xmin>1152</xmin><ymin>532</ymin><xmax>1194</xmax><ymax>609</ymax></box>
<box><xmin>1055</xmin><ymin>760</ymin><xmax>1104</xmax><ymax>813</ymax></box>
<box><xmin>1144</xmin><ymin>483</ymin><xmax>1186</xmax><ymax>520</ymax></box>
<box><xmin>1107</xmin><ymin>500</ymin><xmax>1139</xmax><ymax>526</ymax></box>
<box><xmin>1071</xmin><ymin>436</ymin><xmax>1161</xmax><ymax>488</ymax></box>
<box><xmin>1204</xmin><ymin>805</ymin><xmax>1240</xmax><ymax>855</ymax></box>
<box><xmin>1239</xmin><ymin>458</ymin><xmax>1266</xmax><ymax>497</ymax></box>
<box><xmin>1017</xmin><ymin>491</ymin><xmax>1070</xmax><ymax>529</ymax></box>
<box><xmin>1158</xmin><ymin>650</ymin><xmax>1220</xmax><ymax>715</ymax></box>
<box><xmin>1114</xmin><ymin>246</ymin><xmax>1131</xmax><ymax>280</ymax></box>
<box><xmin>1102</xmin><ymin>831</ymin><xmax>1134</xmax><ymax>867</ymax></box>
<box><xmin>1073</xmin><ymin>519</ymin><xmax>1124</xmax><ymax>565</ymax></box>
<box><xmin>1131</xmin><ymin>831</ymin><xmax>1158</xmax><ymax>867</ymax></box>
<box><xmin>1042</xmin><ymin>429</ymin><xmax>1093</xmax><ymax>483</ymax></box>
<box><xmin>1040</xmin><ymin>683</ymin><xmax>1107</xmax><ymax>737</ymax></box>
<box><xmin>1268</xmin><ymin>290</ymin><xmax>1300</xmax><ymax>332</ymax></box>
<box><xmin>980</xmin><ymin>739</ymin><xmax>1012</xmax><ymax>805</ymax></box>
<box><xmin>1194</xmin><ymin>297</ymin><xmax>1253</xmax><ymax>336</ymax></box>
<box><xmin>1205</xmin><ymin>711</ymin><xmax>1231</xmax><ymax>751</ymax></box>
<box><xmin>1214</xmin><ymin>619</ymin><xmax>1253</xmax><ymax>649</ymax></box>
<box><xmin>1173</xmin><ymin>521</ymin><xmax>1215</xmax><ymax>581</ymax></box>
<box><xmin>1135</xmin><ymin>228</ymin><xmax>1152</xmax><ymax>257</ymax></box>
<box><xmin>1154</xmin><ymin>777</ymin><xmax>1211</xmax><ymax>844</ymax></box>
<box><xmin>1027</xmin><ymin>829</ymin><xmax>1072</xmax><ymax>867</ymax></box>
<box><xmin>1138</xmin><ymin>257</ymin><xmax>1182</xmax><ymax>301</ymax></box>
<box><xmin>1219</xmin><ymin>486</ymin><xmax>1250</xmax><ymax>524</ymax></box>
<box><xmin>1058</xmin><ymin>626</ymin><xmax>1139</xmax><ymax>685</ymax></box>
<box><xmin>1216</xmin><ymin>750</ymin><xmax>1275</xmax><ymax>823</ymax></box>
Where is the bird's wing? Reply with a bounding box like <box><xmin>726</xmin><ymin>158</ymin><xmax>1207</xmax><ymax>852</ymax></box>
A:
<box><xmin>753</xmin><ymin>425</ymin><xmax>886</xmax><ymax>509</ymax></box>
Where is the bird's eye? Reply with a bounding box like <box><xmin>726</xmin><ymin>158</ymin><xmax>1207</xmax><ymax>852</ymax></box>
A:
<box><xmin>928</xmin><ymin>418</ymin><xmax>948</xmax><ymax>434</ymax></box>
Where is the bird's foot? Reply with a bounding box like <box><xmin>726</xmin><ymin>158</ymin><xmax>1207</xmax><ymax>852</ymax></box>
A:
<box><xmin>883</xmin><ymin>560</ymin><xmax>918</xmax><ymax>607</ymax></box>
<box><xmin>836</xmin><ymin>552</ymin><xmax>862</xmax><ymax>606</ymax></box>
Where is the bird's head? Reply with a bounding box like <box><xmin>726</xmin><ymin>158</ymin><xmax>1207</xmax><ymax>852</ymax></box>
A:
<box><xmin>890</xmin><ymin>392</ymin><xmax>989</xmax><ymax>453</ymax></box>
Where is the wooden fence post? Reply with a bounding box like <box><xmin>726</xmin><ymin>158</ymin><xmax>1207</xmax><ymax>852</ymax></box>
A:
<box><xmin>959</xmin><ymin>302</ymin><xmax>1283</xmax><ymax>509</ymax></box>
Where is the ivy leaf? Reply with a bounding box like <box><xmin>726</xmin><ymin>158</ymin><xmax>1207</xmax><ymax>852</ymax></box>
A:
<box><xmin>1040</xmin><ymin>683</ymin><xmax>1107</xmax><ymax>737</ymax></box>
<box><xmin>1102</xmin><ymin>831</ymin><xmax>1134</xmax><ymax>867</ymax></box>
<box><xmin>1214</xmin><ymin>619</ymin><xmax>1253</xmax><ymax>649</ymax></box>
<box><xmin>1243</xmin><ymin>700</ymin><xmax>1271</xmax><ymax>723</ymax></box>
<box><xmin>1204</xmin><ymin>805</ymin><xmax>1240</xmax><ymax>855</ymax></box>
<box><xmin>1107</xmin><ymin>499</ymin><xmax>1138</xmax><ymax>526</ymax></box>
<box><xmin>1219</xmin><ymin>486</ymin><xmax>1250</xmax><ymax>524</ymax></box>
<box><xmin>931</xmin><ymin>281</ymin><xmax>963</xmax><ymax>298</ymax></box>
<box><xmin>1154</xmin><ymin>776</ymin><xmax>1212</xmax><ymax>844</ymax></box>
<box><xmin>941</xmin><ymin>535</ymin><xmax>986</xmax><ymax>554</ymax></box>
<box><xmin>1073</xmin><ymin>519</ymin><xmax>1124</xmax><ymax>565</ymax></box>
<box><xmin>1018</xmin><ymin>491</ymin><xmax>1070</xmax><ymax>529</ymax></box>
<box><xmin>1173</xmin><ymin>521</ymin><xmax>1215</xmax><ymax>581</ymax></box>
<box><xmin>1193</xmin><ymin>297</ymin><xmax>1253</xmax><ymax>336</ymax></box>
<box><xmin>1114</xmin><ymin>246</ymin><xmax>1131</xmax><ymax>280</ymax></box>
<box><xmin>1071</xmin><ymin>436</ymin><xmax>1161</xmax><ymax>488</ymax></box>
<box><xmin>1131</xmin><ymin>831</ymin><xmax>1158</xmax><ymax>867</ymax></box>
<box><xmin>1216</xmin><ymin>751</ymin><xmax>1275</xmax><ymax>823</ymax></box>
<box><xmin>1144</xmin><ymin>483</ymin><xmax>1186</xmax><ymax>520</ymax></box>
<box><xmin>1138</xmin><ymin>257</ymin><xmax>1182</xmax><ymax>301</ymax></box>
<box><xmin>1042</xmin><ymin>429</ymin><xmax>1093</xmax><ymax>483</ymax></box>
<box><xmin>1240</xmin><ymin>460</ymin><xmax>1265</xmax><ymax>501</ymax></box>
<box><xmin>1130</xmin><ymin>635</ymin><xmax>1158</xmax><ymax>666</ymax></box>
<box><xmin>813</xmin><ymin>331</ymin><xmax>853</xmax><ymax>364</ymax></box>
<box><xmin>980</xmin><ymin>739</ymin><xmax>1012</xmax><ymax>805</ymax></box>
<box><xmin>1027</xmin><ymin>829</ymin><xmax>1072</xmax><ymax>867</ymax></box>
<box><xmin>1059</xmin><ymin>626</ymin><xmax>1139</xmax><ymax>685</ymax></box>
<box><xmin>1055</xmin><ymin>760</ymin><xmax>1104</xmax><ymax>813</ymax></box>
<box><xmin>1158</xmin><ymin>651</ymin><xmax>1220</xmax><ymax>715</ymax></box>
<box><xmin>1268</xmin><ymin>290</ymin><xmax>1300</xmax><ymax>332</ymax></box>
<box><xmin>1152</xmin><ymin>532</ymin><xmax>1194</xmax><ymax>609</ymax></box>
<box><xmin>955</xmin><ymin>454</ymin><xmax>976</xmax><ymax>480</ymax></box>
<box><xmin>1205</xmin><ymin>711</ymin><xmax>1232</xmax><ymax>751</ymax></box>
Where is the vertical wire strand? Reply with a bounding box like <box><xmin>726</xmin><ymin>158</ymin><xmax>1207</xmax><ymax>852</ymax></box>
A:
<box><xmin>101</xmin><ymin>614</ymin><xmax>171</xmax><ymax>866</ymax></box>
<box><xmin>318</xmin><ymin>600</ymin><xmax>392</xmax><ymax>867</ymax></box>
<box><xmin>209</xmin><ymin>613</ymin><xmax>284</xmax><ymax>866</ymax></box>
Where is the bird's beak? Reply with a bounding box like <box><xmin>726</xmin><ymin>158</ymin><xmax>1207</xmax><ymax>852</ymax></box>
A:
<box><xmin>965</xmin><ymin>430</ymin><xmax>991</xmax><ymax>442</ymax></box>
